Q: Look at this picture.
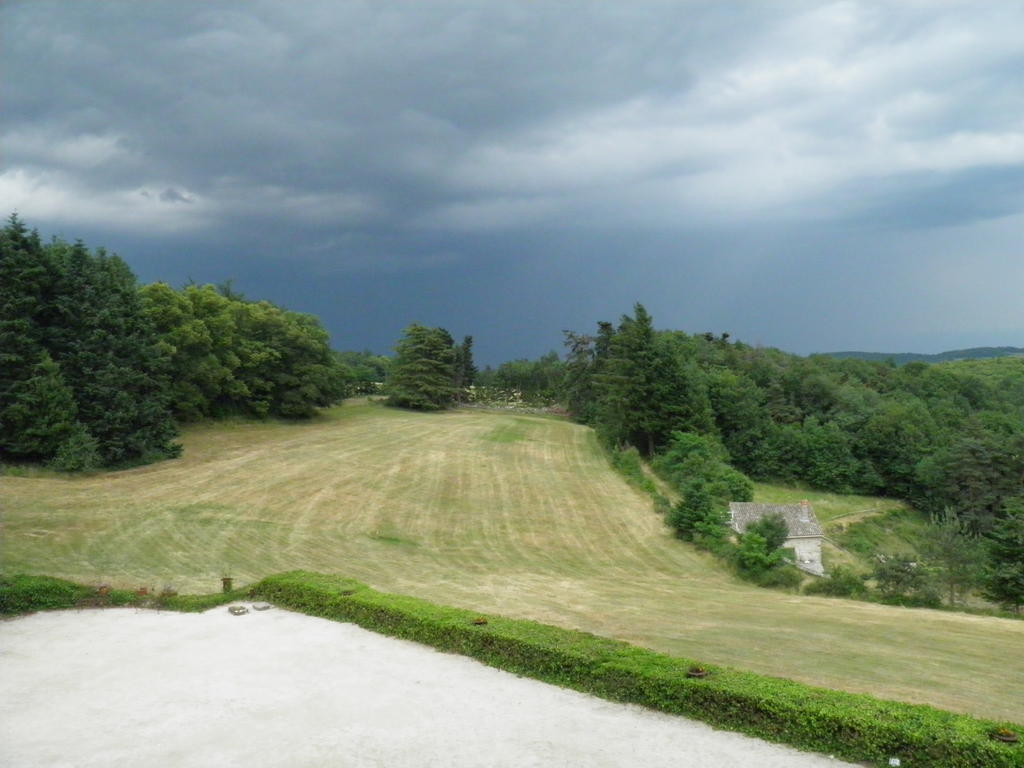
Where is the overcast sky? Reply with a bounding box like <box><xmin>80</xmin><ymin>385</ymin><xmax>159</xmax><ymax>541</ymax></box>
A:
<box><xmin>4</xmin><ymin>1</ymin><xmax>1023</xmax><ymax>364</ymax></box>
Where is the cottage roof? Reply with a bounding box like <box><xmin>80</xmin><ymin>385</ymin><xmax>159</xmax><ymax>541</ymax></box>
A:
<box><xmin>728</xmin><ymin>502</ymin><xmax>823</xmax><ymax>538</ymax></box>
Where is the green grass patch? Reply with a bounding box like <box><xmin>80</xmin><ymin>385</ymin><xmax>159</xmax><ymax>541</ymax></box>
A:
<box><xmin>481</xmin><ymin>420</ymin><xmax>532</xmax><ymax>442</ymax></box>
<box><xmin>754</xmin><ymin>482</ymin><xmax>907</xmax><ymax>525</ymax></box>
<box><xmin>836</xmin><ymin>507</ymin><xmax>931</xmax><ymax>559</ymax></box>
<box><xmin>252</xmin><ymin>571</ymin><xmax>1024</xmax><ymax>768</ymax></box>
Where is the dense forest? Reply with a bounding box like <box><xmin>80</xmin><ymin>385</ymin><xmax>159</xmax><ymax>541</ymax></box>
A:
<box><xmin>0</xmin><ymin>215</ymin><xmax>349</xmax><ymax>469</ymax></box>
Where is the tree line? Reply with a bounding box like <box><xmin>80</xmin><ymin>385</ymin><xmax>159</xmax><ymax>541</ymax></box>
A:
<box><xmin>0</xmin><ymin>215</ymin><xmax>348</xmax><ymax>470</ymax></box>
<box><xmin>561</xmin><ymin>304</ymin><xmax>1024</xmax><ymax>529</ymax></box>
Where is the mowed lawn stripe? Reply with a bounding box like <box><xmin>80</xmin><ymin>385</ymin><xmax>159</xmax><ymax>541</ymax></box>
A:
<box><xmin>1</xmin><ymin>401</ymin><xmax>1022</xmax><ymax>723</ymax></box>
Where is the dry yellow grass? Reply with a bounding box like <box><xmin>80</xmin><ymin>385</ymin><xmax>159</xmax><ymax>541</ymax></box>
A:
<box><xmin>2</xmin><ymin>400</ymin><xmax>1022</xmax><ymax>723</ymax></box>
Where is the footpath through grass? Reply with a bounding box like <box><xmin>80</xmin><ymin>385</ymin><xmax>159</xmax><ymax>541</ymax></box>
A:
<box><xmin>2</xmin><ymin>400</ymin><xmax>1022</xmax><ymax>723</ymax></box>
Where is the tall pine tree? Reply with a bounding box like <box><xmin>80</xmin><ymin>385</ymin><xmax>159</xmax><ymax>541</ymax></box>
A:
<box><xmin>40</xmin><ymin>238</ymin><xmax>180</xmax><ymax>466</ymax></box>
<box><xmin>452</xmin><ymin>335</ymin><xmax>477</xmax><ymax>402</ymax></box>
<box><xmin>0</xmin><ymin>215</ymin><xmax>83</xmax><ymax>462</ymax></box>
<box><xmin>386</xmin><ymin>324</ymin><xmax>457</xmax><ymax>410</ymax></box>
<box><xmin>982</xmin><ymin>500</ymin><xmax>1024</xmax><ymax>613</ymax></box>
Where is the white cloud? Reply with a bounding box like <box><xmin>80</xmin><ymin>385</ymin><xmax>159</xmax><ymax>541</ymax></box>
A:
<box><xmin>0</xmin><ymin>168</ymin><xmax>212</xmax><ymax>234</ymax></box>
<box><xmin>434</xmin><ymin>2</ymin><xmax>1024</xmax><ymax>228</ymax></box>
<box><xmin>3</xmin><ymin>130</ymin><xmax>133</xmax><ymax>169</ymax></box>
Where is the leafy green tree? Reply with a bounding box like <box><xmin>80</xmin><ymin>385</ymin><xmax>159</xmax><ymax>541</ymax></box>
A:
<box><xmin>707</xmin><ymin>369</ymin><xmax>770</xmax><ymax>472</ymax></box>
<box><xmin>335</xmin><ymin>349</ymin><xmax>390</xmax><ymax>394</ymax></box>
<box><xmin>141</xmin><ymin>283</ymin><xmax>345</xmax><ymax>420</ymax></box>
<box><xmin>652</xmin><ymin>431</ymin><xmax>753</xmax><ymax>504</ymax></box>
<box><xmin>857</xmin><ymin>397</ymin><xmax>938</xmax><ymax>499</ymax></box>
<box><xmin>800</xmin><ymin>417</ymin><xmax>863</xmax><ymax>493</ymax></box>
<box><xmin>746</xmin><ymin>513</ymin><xmax>789</xmax><ymax>553</ymax></box>
<box><xmin>492</xmin><ymin>351</ymin><xmax>564</xmax><ymax>404</ymax></box>
<box><xmin>982</xmin><ymin>500</ymin><xmax>1024</xmax><ymax>613</ymax></box>
<box><xmin>736</xmin><ymin>531</ymin><xmax>786</xmax><ymax>576</ymax></box>
<box><xmin>230</xmin><ymin>301</ymin><xmax>344</xmax><ymax>418</ymax></box>
<box><xmin>386</xmin><ymin>324</ymin><xmax>457</xmax><ymax>410</ymax></box>
<box><xmin>915</xmin><ymin>422</ymin><xmax>1024</xmax><ymax>531</ymax></box>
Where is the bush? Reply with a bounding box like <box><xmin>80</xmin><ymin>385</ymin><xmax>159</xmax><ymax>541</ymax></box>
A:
<box><xmin>608</xmin><ymin>445</ymin><xmax>657</xmax><ymax>495</ymax></box>
<box><xmin>805</xmin><ymin>566</ymin><xmax>869</xmax><ymax>598</ymax></box>
<box><xmin>47</xmin><ymin>424</ymin><xmax>101</xmax><ymax>472</ymax></box>
<box><xmin>250</xmin><ymin>571</ymin><xmax>1024</xmax><ymax>768</ymax></box>
<box><xmin>735</xmin><ymin>532</ymin><xmax>779</xmax><ymax>571</ymax></box>
<box><xmin>873</xmin><ymin>553</ymin><xmax>941</xmax><ymax>607</ymax></box>
<box><xmin>751</xmin><ymin>564</ymin><xmax>804</xmax><ymax>590</ymax></box>
<box><xmin>652</xmin><ymin>431</ymin><xmax>753</xmax><ymax>503</ymax></box>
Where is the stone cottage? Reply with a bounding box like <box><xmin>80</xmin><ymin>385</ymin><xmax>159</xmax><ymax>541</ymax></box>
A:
<box><xmin>728</xmin><ymin>501</ymin><xmax>825</xmax><ymax>576</ymax></box>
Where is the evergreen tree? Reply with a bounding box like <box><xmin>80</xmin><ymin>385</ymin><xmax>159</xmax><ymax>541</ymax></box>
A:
<box><xmin>386</xmin><ymin>324</ymin><xmax>457</xmax><ymax>410</ymax></box>
<box><xmin>982</xmin><ymin>501</ymin><xmax>1024</xmax><ymax>613</ymax></box>
<box><xmin>0</xmin><ymin>353</ymin><xmax>80</xmax><ymax>461</ymax></box>
<box><xmin>452</xmin><ymin>335</ymin><xmax>476</xmax><ymax>402</ymax></box>
<box><xmin>562</xmin><ymin>321</ymin><xmax>614</xmax><ymax>424</ymax></box>
<box><xmin>43</xmin><ymin>240</ymin><xmax>179</xmax><ymax>466</ymax></box>
<box><xmin>664</xmin><ymin>479</ymin><xmax>729</xmax><ymax>550</ymax></box>
<box><xmin>597</xmin><ymin>303</ymin><xmax>659</xmax><ymax>452</ymax></box>
<box><xmin>920</xmin><ymin>507</ymin><xmax>986</xmax><ymax>605</ymax></box>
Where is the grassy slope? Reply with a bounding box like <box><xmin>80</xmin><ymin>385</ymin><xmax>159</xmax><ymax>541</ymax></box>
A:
<box><xmin>2</xmin><ymin>400</ymin><xmax>1022</xmax><ymax>723</ymax></box>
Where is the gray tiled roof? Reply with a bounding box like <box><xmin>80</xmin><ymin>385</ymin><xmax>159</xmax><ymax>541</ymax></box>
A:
<box><xmin>728</xmin><ymin>502</ymin><xmax>823</xmax><ymax>538</ymax></box>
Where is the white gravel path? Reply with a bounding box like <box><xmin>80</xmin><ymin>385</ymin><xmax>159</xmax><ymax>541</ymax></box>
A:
<box><xmin>0</xmin><ymin>605</ymin><xmax>857</xmax><ymax>768</ymax></box>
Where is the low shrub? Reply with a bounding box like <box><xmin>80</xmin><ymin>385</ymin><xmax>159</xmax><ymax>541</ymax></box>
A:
<box><xmin>158</xmin><ymin>590</ymin><xmax>247</xmax><ymax>612</ymax></box>
<box><xmin>0</xmin><ymin>574</ymin><xmax>243</xmax><ymax>615</ymax></box>
<box><xmin>805</xmin><ymin>566</ymin><xmax>869</xmax><ymax>598</ymax></box>
<box><xmin>750</xmin><ymin>564</ymin><xmax>804</xmax><ymax>589</ymax></box>
<box><xmin>252</xmin><ymin>571</ymin><xmax>1023</xmax><ymax>768</ymax></box>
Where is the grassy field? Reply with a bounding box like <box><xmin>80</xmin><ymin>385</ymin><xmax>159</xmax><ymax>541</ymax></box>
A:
<box><xmin>2</xmin><ymin>400</ymin><xmax>1022</xmax><ymax>723</ymax></box>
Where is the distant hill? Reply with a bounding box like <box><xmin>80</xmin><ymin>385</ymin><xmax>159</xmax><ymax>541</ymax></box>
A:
<box><xmin>820</xmin><ymin>346</ymin><xmax>1024</xmax><ymax>366</ymax></box>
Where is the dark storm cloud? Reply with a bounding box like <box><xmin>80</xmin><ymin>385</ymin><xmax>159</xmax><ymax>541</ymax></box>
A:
<box><xmin>3</xmin><ymin>1</ymin><xmax>1023</xmax><ymax>359</ymax></box>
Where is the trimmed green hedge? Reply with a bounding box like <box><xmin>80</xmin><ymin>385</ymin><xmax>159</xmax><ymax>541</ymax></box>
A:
<box><xmin>252</xmin><ymin>571</ymin><xmax>1023</xmax><ymax>768</ymax></box>
<box><xmin>0</xmin><ymin>574</ymin><xmax>96</xmax><ymax>614</ymax></box>
<box><xmin>0</xmin><ymin>574</ymin><xmax>243</xmax><ymax>615</ymax></box>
